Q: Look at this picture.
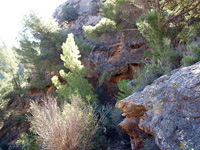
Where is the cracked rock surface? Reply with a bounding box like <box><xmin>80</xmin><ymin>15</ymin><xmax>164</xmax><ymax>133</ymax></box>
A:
<box><xmin>116</xmin><ymin>62</ymin><xmax>200</xmax><ymax>150</ymax></box>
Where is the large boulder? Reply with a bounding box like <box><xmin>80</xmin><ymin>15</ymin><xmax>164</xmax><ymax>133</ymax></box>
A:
<box><xmin>53</xmin><ymin>0</ymin><xmax>103</xmax><ymax>35</ymax></box>
<box><xmin>116</xmin><ymin>62</ymin><xmax>200</xmax><ymax>150</ymax></box>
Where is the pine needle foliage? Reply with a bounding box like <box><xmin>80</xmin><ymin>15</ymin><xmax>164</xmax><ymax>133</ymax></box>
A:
<box><xmin>62</xmin><ymin>6</ymin><xmax>78</xmax><ymax>22</ymax></box>
<box><xmin>52</xmin><ymin>33</ymin><xmax>97</xmax><ymax>104</ymax></box>
<box><xmin>117</xmin><ymin>79</ymin><xmax>134</xmax><ymax>101</ymax></box>
<box><xmin>0</xmin><ymin>46</ymin><xmax>23</xmax><ymax>99</ymax></box>
<box><xmin>15</xmin><ymin>12</ymin><xmax>67</xmax><ymax>89</ymax></box>
<box><xmin>136</xmin><ymin>10</ymin><xmax>181</xmax><ymax>70</ymax></box>
<box><xmin>181</xmin><ymin>43</ymin><xmax>200</xmax><ymax>66</ymax></box>
<box><xmin>102</xmin><ymin>0</ymin><xmax>142</xmax><ymax>30</ymax></box>
<box><xmin>83</xmin><ymin>18</ymin><xmax>117</xmax><ymax>42</ymax></box>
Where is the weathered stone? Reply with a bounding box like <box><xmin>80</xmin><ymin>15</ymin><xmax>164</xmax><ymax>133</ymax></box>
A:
<box><xmin>116</xmin><ymin>62</ymin><xmax>200</xmax><ymax>150</ymax></box>
<box><xmin>119</xmin><ymin>117</ymin><xmax>147</xmax><ymax>150</ymax></box>
<box><xmin>53</xmin><ymin>0</ymin><xmax>103</xmax><ymax>27</ymax></box>
<box><xmin>53</xmin><ymin>1</ymin><xmax>147</xmax><ymax>104</ymax></box>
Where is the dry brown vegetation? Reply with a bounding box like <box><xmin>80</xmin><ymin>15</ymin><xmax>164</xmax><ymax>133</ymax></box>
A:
<box><xmin>29</xmin><ymin>95</ymin><xmax>109</xmax><ymax>150</ymax></box>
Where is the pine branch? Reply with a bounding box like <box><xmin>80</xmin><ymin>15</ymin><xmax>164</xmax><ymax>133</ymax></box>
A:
<box><xmin>162</xmin><ymin>1</ymin><xmax>200</xmax><ymax>27</ymax></box>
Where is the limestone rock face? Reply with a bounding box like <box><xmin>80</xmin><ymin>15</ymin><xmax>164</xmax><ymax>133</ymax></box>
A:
<box><xmin>53</xmin><ymin>1</ymin><xmax>147</xmax><ymax>103</ymax></box>
<box><xmin>116</xmin><ymin>62</ymin><xmax>200</xmax><ymax>150</ymax></box>
<box><xmin>53</xmin><ymin>0</ymin><xmax>103</xmax><ymax>35</ymax></box>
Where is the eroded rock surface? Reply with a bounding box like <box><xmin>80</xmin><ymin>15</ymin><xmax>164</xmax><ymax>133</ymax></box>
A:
<box><xmin>116</xmin><ymin>62</ymin><xmax>200</xmax><ymax>150</ymax></box>
<box><xmin>53</xmin><ymin>0</ymin><xmax>103</xmax><ymax>35</ymax></box>
<box><xmin>53</xmin><ymin>0</ymin><xmax>147</xmax><ymax>103</ymax></box>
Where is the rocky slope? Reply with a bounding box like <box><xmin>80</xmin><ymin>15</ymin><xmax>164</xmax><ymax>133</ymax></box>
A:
<box><xmin>53</xmin><ymin>0</ymin><xmax>147</xmax><ymax>104</ymax></box>
<box><xmin>0</xmin><ymin>0</ymin><xmax>147</xmax><ymax>146</ymax></box>
<box><xmin>116</xmin><ymin>62</ymin><xmax>200</xmax><ymax>150</ymax></box>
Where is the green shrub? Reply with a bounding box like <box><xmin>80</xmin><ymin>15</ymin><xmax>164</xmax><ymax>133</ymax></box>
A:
<box><xmin>134</xmin><ymin>64</ymin><xmax>166</xmax><ymax>92</ymax></box>
<box><xmin>181</xmin><ymin>43</ymin><xmax>200</xmax><ymax>66</ymax></box>
<box><xmin>14</xmin><ymin>12</ymin><xmax>67</xmax><ymax>91</ymax></box>
<box><xmin>99</xmin><ymin>70</ymin><xmax>118</xmax><ymax>86</ymax></box>
<box><xmin>29</xmin><ymin>72</ymin><xmax>49</xmax><ymax>90</ymax></box>
<box><xmin>101</xmin><ymin>0</ymin><xmax>142</xmax><ymax>30</ymax></box>
<box><xmin>62</xmin><ymin>6</ymin><xmax>78</xmax><ymax>22</ymax></box>
<box><xmin>74</xmin><ymin>36</ymin><xmax>92</xmax><ymax>53</ymax></box>
<box><xmin>136</xmin><ymin>10</ymin><xmax>171</xmax><ymax>66</ymax></box>
<box><xmin>109</xmin><ymin>108</ymin><xmax>123</xmax><ymax>128</ymax></box>
<box><xmin>136</xmin><ymin>10</ymin><xmax>182</xmax><ymax>88</ymax></box>
<box><xmin>17</xmin><ymin>131</ymin><xmax>40</xmax><ymax>150</ymax></box>
<box><xmin>83</xmin><ymin>18</ymin><xmax>117</xmax><ymax>41</ymax></box>
<box><xmin>100</xmin><ymin>107</ymin><xmax>127</xmax><ymax>142</ymax></box>
<box><xmin>90</xmin><ymin>103</ymin><xmax>112</xmax><ymax>150</ymax></box>
<box><xmin>178</xmin><ymin>22</ymin><xmax>200</xmax><ymax>43</ymax></box>
<box><xmin>137</xmin><ymin>10</ymin><xmax>183</xmax><ymax>69</ymax></box>
<box><xmin>117</xmin><ymin>79</ymin><xmax>134</xmax><ymax>101</ymax></box>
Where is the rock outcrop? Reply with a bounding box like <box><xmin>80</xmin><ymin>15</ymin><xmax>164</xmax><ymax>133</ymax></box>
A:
<box><xmin>53</xmin><ymin>0</ymin><xmax>147</xmax><ymax>103</ymax></box>
<box><xmin>116</xmin><ymin>62</ymin><xmax>200</xmax><ymax>150</ymax></box>
<box><xmin>53</xmin><ymin>0</ymin><xmax>103</xmax><ymax>35</ymax></box>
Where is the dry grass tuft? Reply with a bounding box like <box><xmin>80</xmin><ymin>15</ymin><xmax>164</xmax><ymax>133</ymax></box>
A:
<box><xmin>29</xmin><ymin>95</ymin><xmax>108</xmax><ymax>150</ymax></box>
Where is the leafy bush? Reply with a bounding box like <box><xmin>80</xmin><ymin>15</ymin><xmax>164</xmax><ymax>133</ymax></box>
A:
<box><xmin>62</xmin><ymin>6</ymin><xmax>78</xmax><ymax>22</ymax></box>
<box><xmin>83</xmin><ymin>18</ymin><xmax>117</xmax><ymax>41</ymax></box>
<box><xmin>0</xmin><ymin>99</ymin><xmax>7</xmax><ymax>128</ymax></box>
<box><xmin>28</xmin><ymin>96</ymin><xmax>101</xmax><ymax>150</ymax></box>
<box><xmin>0</xmin><ymin>46</ymin><xmax>23</xmax><ymax>100</ymax></box>
<box><xmin>181</xmin><ymin>43</ymin><xmax>200</xmax><ymax>66</ymax></box>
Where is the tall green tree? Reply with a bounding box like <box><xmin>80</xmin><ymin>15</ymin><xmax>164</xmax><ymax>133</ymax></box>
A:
<box><xmin>14</xmin><ymin>12</ymin><xmax>68</xmax><ymax>89</ymax></box>
<box><xmin>52</xmin><ymin>33</ymin><xmax>97</xmax><ymax>104</ymax></box>
<box><xmin>0</xmin><ymin>45</ymin><xmax>22</xmax><ymax>99</ymax></box>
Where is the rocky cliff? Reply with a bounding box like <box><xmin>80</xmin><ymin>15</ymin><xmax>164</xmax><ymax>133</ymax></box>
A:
<box><xmin>116</xmin><ymin>62</ymin><xmax>200</xmax><ymax>150</ymax></box>
<box><xmin>53</xmin><ymin>0</ymin><xmax>147</xmax><ymax>104</ymax></box>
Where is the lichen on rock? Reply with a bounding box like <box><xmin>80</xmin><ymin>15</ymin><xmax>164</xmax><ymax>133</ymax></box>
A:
<box><xmin>116</xmin><ymin>62</ymin><xmax>200</xmax><ymax>150</ymax></box>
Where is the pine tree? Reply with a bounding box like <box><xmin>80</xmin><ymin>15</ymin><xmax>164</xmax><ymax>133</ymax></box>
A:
<box><xmin>0</xmin><ymin>46</ymin><xmax>22</xmax><ymax>99</ymax></box>
<box><xmin>14</xmin><ymin>12</ymin><xmax>67</xmax><ymax>89</ymax></box>
<box><xmin>83</xmin><ymin>0</ymin><xmax>142</xmax><ymax>41</ymax></box>
<box><xmin>52</xmin><ymin>33</ymin><xmax>97</xmax><ymax>104</ymax></box>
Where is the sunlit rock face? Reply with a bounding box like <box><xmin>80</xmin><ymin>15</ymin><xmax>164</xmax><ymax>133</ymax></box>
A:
<box><xmin>53</xmin><ymin>0</ymin><xmax>103</xmax><ymax>35</ymax></box>
<box><xmin>116</xmin><ymin>62</ymin><xmax>200</xmax><ymax>150</ymax></box>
